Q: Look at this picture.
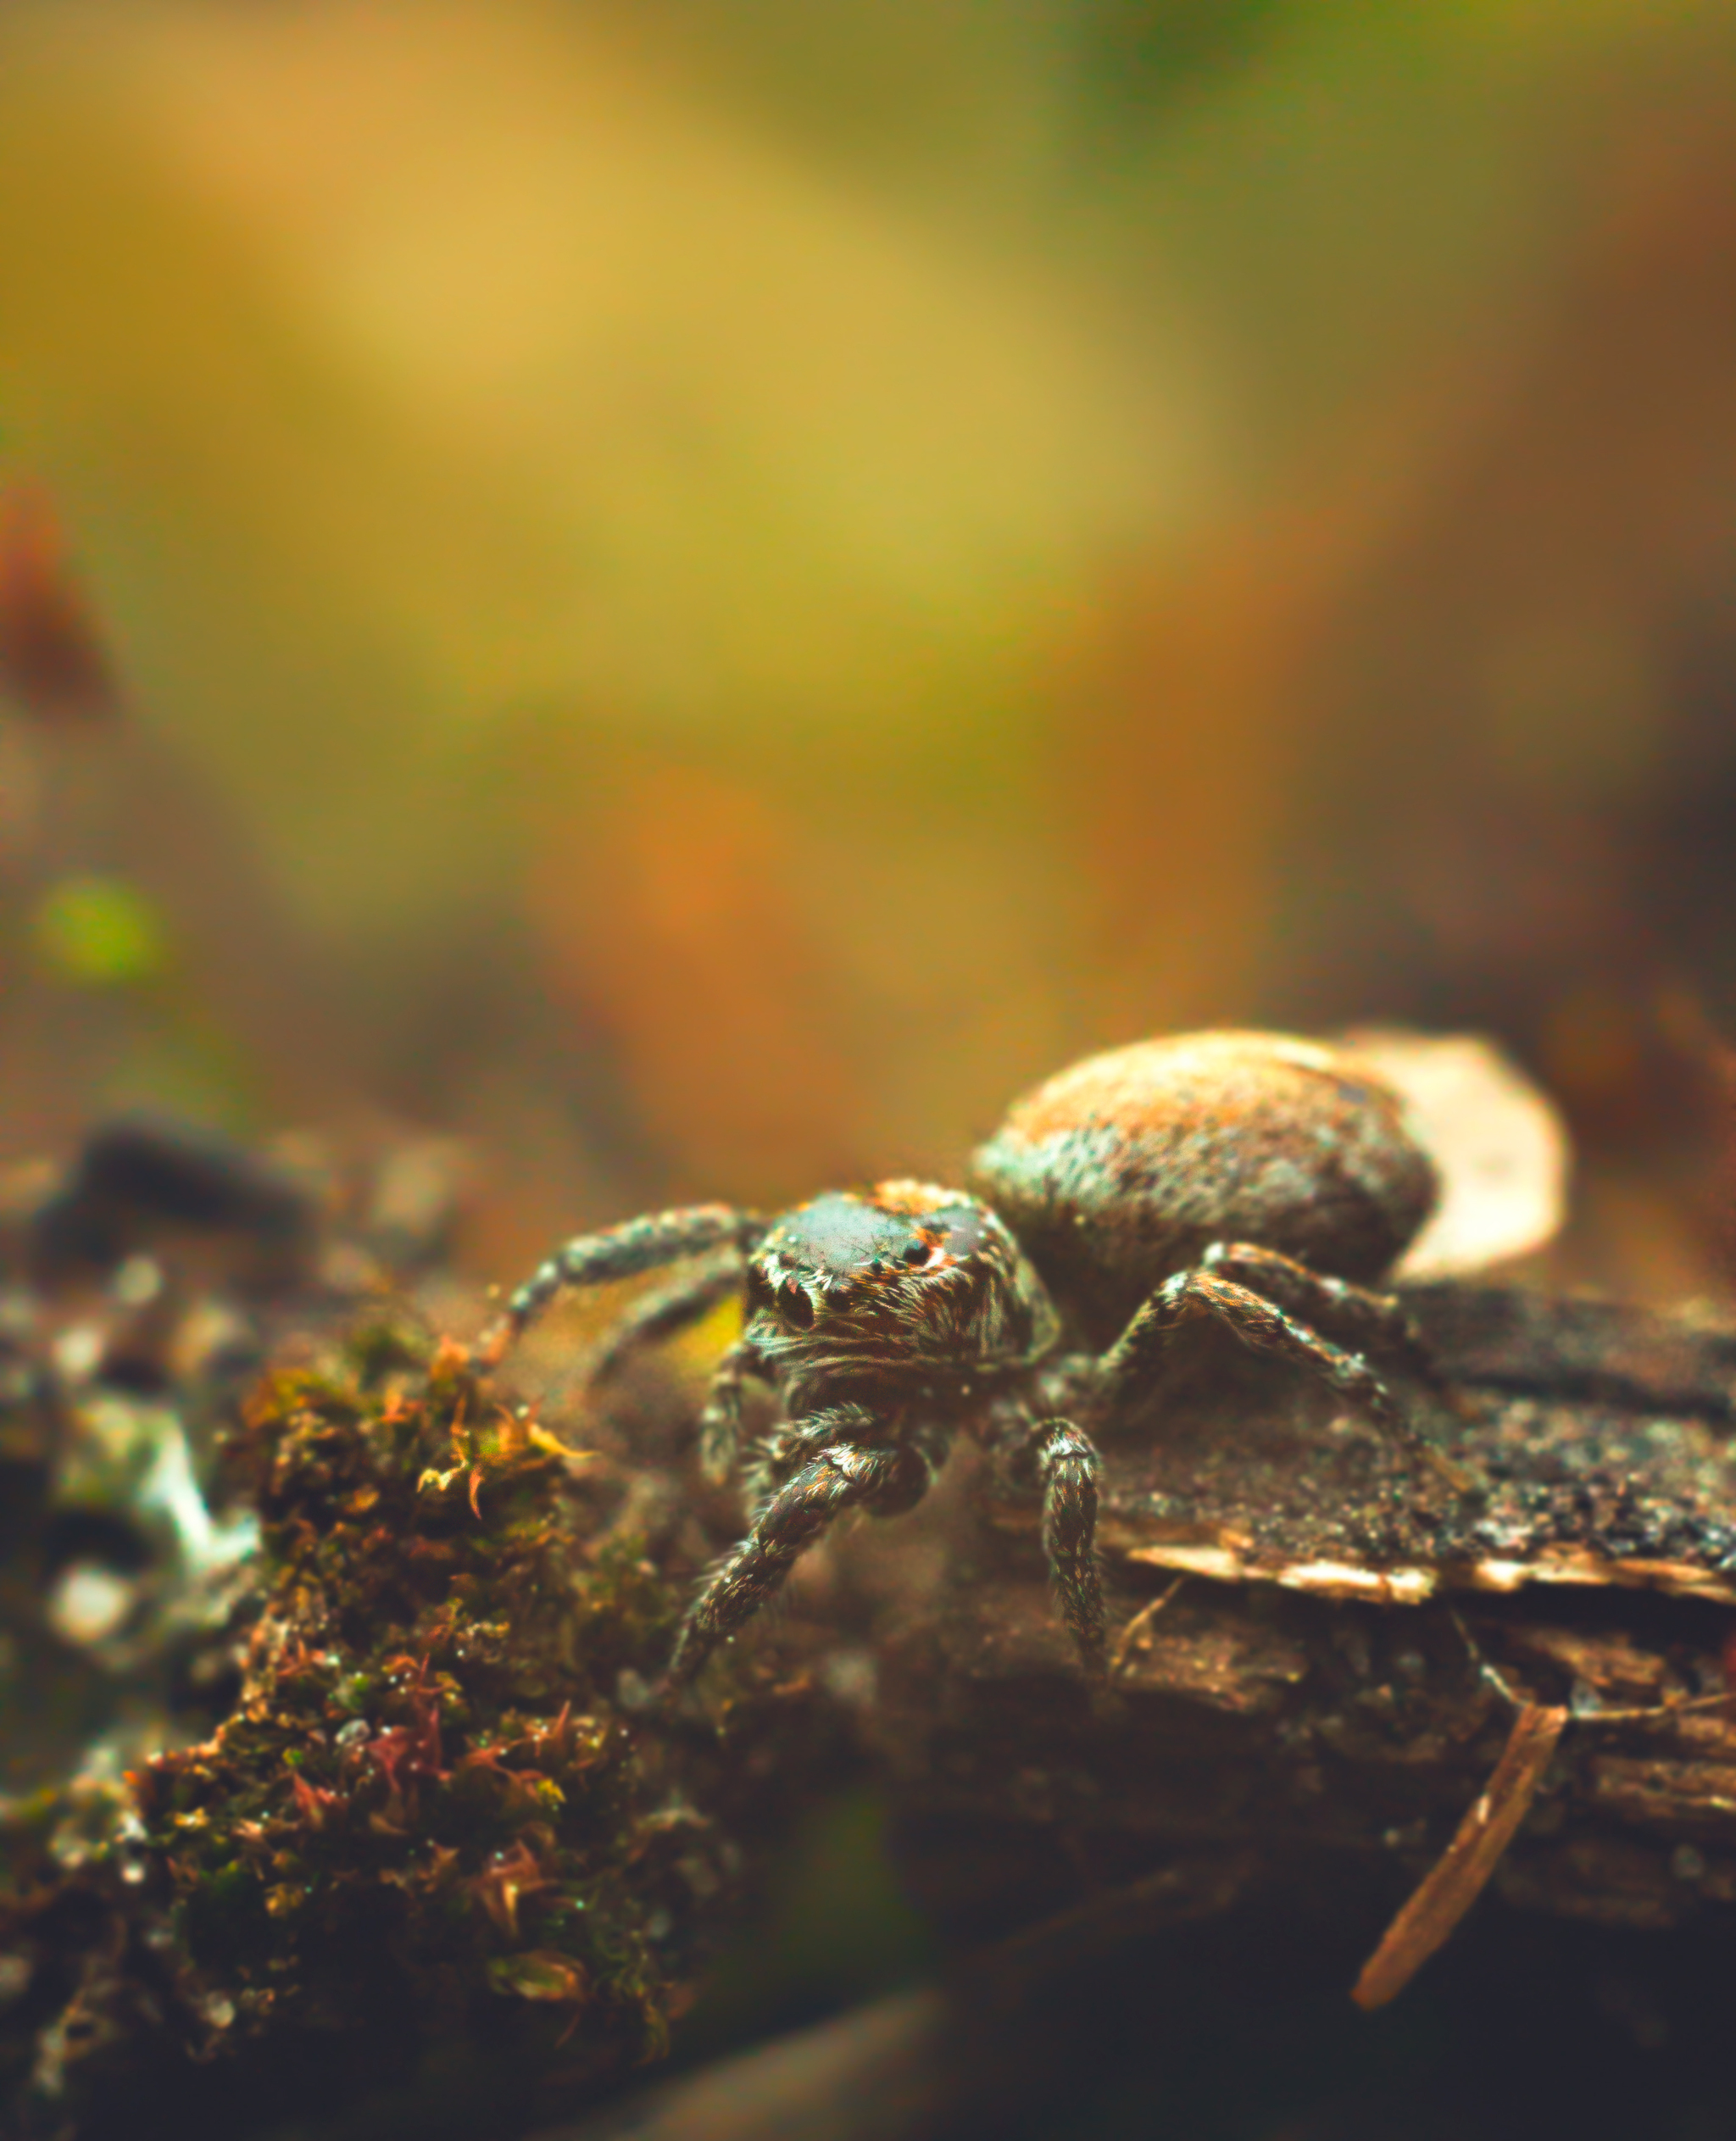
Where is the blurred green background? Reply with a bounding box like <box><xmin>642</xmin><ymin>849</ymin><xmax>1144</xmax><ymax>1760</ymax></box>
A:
<box><xmin>4</xmin><ymin>0</ymin><xmax>1736</xmax><ymax>1302</ymax></box>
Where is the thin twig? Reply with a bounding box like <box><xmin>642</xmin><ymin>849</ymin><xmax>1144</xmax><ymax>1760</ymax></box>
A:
<box><xmin>1351</xmin><ymin>1700</ymin><xmax>1569</xmax><ymax>2010</ymax></box>
<box><xmin>1447</xmin><ymin>1605</ymin><xmax>1529</xmax><ymax>1713</ymax></box>
<box><xmin>1449</xmin><ymin>1605</ymin><xmax>1735</xmax><ymax>1727</ymax></box>
<box><xmin>1110</xmin><ymin>1577</ymin><xmax>1188</xmax><ymax>1677</ymax></box>
<box><xmin>1562</xmin><ymin>1688</ymin><xmax>1735</xmax><ymax>1727</ymax></box>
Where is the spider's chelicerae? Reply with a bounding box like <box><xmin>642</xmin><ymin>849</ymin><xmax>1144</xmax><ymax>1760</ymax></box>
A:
<box><xmin>483</xmin><ymin>1032</ymin><xmax>1469</xmax><ymax>1688</ymax></box>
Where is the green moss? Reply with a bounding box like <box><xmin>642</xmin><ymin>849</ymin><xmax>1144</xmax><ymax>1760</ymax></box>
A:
<box><xmin>0</xmin><ymin>1311</ymin><xmax>778</xmax><ymax>2135</ymax></box>
<box><xmin>125</xmin><ymin>1322</ymin><xmax>704</xmax><ymax>2076</ymax></box>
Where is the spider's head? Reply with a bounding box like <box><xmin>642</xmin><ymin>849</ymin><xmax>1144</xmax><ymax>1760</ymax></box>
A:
<box><xmin>747</xmin><ymin>1182</ymin><xmax>1053</xmax><ymax>1378</ymax></box>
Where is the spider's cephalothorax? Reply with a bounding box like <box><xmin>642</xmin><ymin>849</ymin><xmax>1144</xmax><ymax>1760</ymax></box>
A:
<box><xmin>482</xmin><ymin>1031</ymin><xmax>1470</xmax><ymax>1691</ymax></box>
<box><xmin>743</xmin><ymin>1184</ymin><xmax>1055</xmax><ymax>1405</ymax></box>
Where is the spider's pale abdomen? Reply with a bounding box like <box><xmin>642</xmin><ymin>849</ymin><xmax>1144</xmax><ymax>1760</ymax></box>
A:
<box><xmin>969</xmin><ymin>1032</ymin><xmax>1438</xmax><ymax>1348</ymax></box>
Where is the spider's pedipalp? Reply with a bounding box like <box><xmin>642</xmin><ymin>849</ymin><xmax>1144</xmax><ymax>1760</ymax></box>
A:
<box><xmin>699</xmin><ymin>1332</ymin><xmax>773</xmax><ymax>1484</ymax></box>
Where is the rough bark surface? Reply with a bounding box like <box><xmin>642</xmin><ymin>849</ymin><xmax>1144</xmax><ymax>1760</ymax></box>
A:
<box><xmin>847</xmin><ymin>1287</ymin><xmax>1736</xmax><ymax>1953</ymax></box>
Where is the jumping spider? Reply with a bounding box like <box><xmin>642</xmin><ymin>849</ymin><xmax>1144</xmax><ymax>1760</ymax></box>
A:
<box><xmin>483</xmin><ymin>1031</ymin><xmax>1468</xmax><ymax>1688</ymax></box>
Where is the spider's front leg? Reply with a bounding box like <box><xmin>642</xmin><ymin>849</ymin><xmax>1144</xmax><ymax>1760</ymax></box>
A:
<box><xmin>667</xmin><ymin>1405</ymin><xmax>929</xmax><ymax>1688</ymax></box>
<box><xmin>476</xmin><ymin>1203</ymin><xmax>764</xmax><ymax>1364</ymax></box>
<box><xmin>1035</xmin><ymin>1417</ymin><xmax>1106</xmax><ymax>1675</ymax></box>
<box><xmin>982</xmin><ymin>1400</ymin><xmax>1107</xmax><ymax>1676</ymax></box>
<box><xmin>1099</xmin><ymin>1254</ymin><xmax>1472</xmax><ymax>1493</ymax></box>
<box><xmin>584</xmin><ymin>1248</ymin><xmax>746</xmax><ymax>1398</ymax></box>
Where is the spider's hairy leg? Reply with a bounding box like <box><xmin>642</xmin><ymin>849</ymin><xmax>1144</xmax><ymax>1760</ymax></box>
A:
<box><xmin>1099</xmin><ymin>1267</ymin><xmax>1471</xmax><ymax>1493</ymax></box>
<box><xmin>476</xmin><ymin>1204</ymin><xmax>764</xmax><ymax>1364</ymax></box>
<box><xmin>1035</xmin><ymin>1417</ymin><xmax>1106</xmax><ymax>1675</ymax></box>
<box><xmin>583</xmin><ymin>1248</ymin><xmax>744</xmax><ymax>1397</ymax></box>
<box><xmin>1199</xmin><ymin>1243</ymin><xmax>1454</xmax><ymax>1402</ymax></box>
<box><xmin>667</xmin><ymin>1406</ymin><xmax>921</xmax><ymax>1688</ymax></box>
<box><xmin>698</xmin><ymin>1332</ymin><xmax>773</xmax><ymax>1484</ymax></box>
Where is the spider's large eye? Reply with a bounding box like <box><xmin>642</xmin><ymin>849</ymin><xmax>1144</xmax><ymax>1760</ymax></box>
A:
<box><xmin>902</xmin><ymin>1239</ymin><xmax>929</xmax><ymax>1266</ymax></box>
<box><xmin>778</xmin><ymin>1279</ymin><xmax>815</xmax><ymax>1329</ymax></box>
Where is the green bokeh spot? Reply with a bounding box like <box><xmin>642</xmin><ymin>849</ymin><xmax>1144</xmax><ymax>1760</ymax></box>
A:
<box><xmin>31</xmin><ymin>875</ymin><xmax>171</xmax><ymax>987</ymax></box>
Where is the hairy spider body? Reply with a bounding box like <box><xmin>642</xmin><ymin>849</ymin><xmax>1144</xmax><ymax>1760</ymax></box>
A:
<box><xmin>673</xmin><ymin>1183</ymin><xmax>1090</xmax><ymax>1685</ymax></box>
<box><xmin>971</xmin><ymin>1031</ymin><xmax>1438</xmax><ymax>1348</ymax></box>
<box><xmin>486</xmin><ymin>1031</ymin><xmax>1465</xmax><ymax>1692</ymax></box>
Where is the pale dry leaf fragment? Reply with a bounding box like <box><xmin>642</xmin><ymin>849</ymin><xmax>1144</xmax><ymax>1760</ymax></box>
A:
<box><xmin>1345</xmin><ymin>1029</ymin><xmax>1572</xmax><ymax>1277</ymax></box>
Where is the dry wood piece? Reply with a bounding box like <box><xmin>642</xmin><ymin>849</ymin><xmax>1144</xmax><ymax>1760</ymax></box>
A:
<box><xmin>1351</xmin><ymin>1701</ymin><xmax>1569</xmax><ymax>2010</ymax></box>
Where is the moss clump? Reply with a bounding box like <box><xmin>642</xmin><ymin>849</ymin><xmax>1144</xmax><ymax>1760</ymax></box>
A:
<box><xmin>2</xmin><ymin>1314</ymin><xmax>754</xmax><ymax>2138</ymax></box>
<box><xmin>147</xmin><ymin>1321</ymin><xmax>715</xmax><ymax>2066</ymax></box>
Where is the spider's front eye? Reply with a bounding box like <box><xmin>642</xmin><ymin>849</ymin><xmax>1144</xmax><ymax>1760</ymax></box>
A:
<box><xmin>902</xmin><ymin>1240</ymin><xmax>928</xmax><ymax>1266</ymax></box>
<box><xmin>778</xmin><ymin>1279</ymin><xmax>815</xmax><ymax>1329</ymax></box>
